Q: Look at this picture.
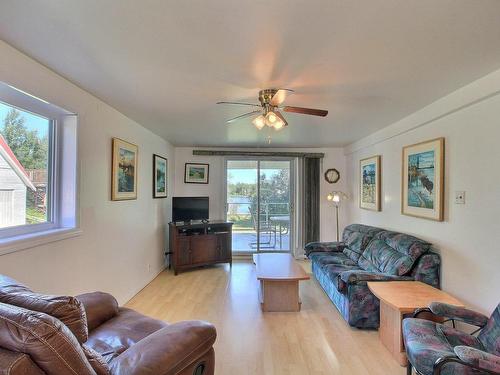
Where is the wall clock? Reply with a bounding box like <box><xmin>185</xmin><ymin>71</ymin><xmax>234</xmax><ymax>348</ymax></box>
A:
<box><xmin>324</xmin><ymin>168</ymin><xmax>340</xmax><ymax>184</ymax></box>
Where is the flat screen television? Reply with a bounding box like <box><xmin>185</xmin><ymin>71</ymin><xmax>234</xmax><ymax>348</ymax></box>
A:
<box><xmin>172</xmin><ymin>196</ymin><xmax>209</xmax><ymax>223</ymax></box>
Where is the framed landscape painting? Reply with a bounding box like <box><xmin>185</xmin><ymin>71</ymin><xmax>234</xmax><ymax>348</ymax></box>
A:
<box><xmin>360</xmin><ymin>155</ymin><xmax>381</xmax><ymax>211</ymax></box>
<box><xmin>402</xmin><ymin>137</ymin><xmax>444</xmax><ymax>221</ymax></box>
<box><xmin>184</xmin><ymin>163</ymin><xmax>209</xmax><ymax>184</ymax></box>
<box><xmin>111</xmin><ymin>138</ymin><xmax>138</xmax><ymax>201</ymax></box>
<box><xmin>153</xmin><ymin>154</ymin><xmax>167</xmax><ymax>198</ymax></box>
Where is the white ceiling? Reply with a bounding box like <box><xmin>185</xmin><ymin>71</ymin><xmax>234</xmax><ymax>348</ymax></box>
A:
<box><xmin>1</xmin><ymin>0</ymin><xmax>500</xmax><ymax>147</ymax></box>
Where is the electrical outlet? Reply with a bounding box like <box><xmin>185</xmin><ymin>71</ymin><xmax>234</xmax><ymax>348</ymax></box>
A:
<box><xmin>455</xmin><ymin>191</ymin><xmax>466</xmax><ymax>204</ymax></box>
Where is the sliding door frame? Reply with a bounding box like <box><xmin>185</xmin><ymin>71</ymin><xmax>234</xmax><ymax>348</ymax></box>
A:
<box><xmin>224</xmin><ymin>156</ymin><xmax>296</xmax><ymax>256</ymax></box>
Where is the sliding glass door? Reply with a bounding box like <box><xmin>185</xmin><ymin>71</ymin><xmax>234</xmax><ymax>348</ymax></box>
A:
<box><xmin>226</xmin><ymin>159</ymin><xmax>293</xmax><ymax>254</ymax></box>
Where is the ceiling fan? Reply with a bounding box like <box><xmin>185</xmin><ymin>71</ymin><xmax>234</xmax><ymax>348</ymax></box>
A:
<box><xmin>217</xmin><ymin>89</ymin><xmax>328</xmax><ymax>131</ymax></box>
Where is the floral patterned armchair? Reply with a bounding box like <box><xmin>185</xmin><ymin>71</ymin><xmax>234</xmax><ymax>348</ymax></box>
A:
<box><xmin>403</xmin><ymin>302</ymin><xmax>500</xmax><ymax>375</ymax></box>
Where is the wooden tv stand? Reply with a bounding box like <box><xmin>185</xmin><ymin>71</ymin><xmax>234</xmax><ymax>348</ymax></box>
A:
<box><xmin>168</xmin><ymin>221</ymin><xmax>233</xmax><ymax>275</ymax></box>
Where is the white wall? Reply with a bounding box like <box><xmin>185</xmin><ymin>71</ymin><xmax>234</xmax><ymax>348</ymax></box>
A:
<box><xmin>173</xmin><ymin>147</ymin><xmax>347</xmax><ymax>252</ymax></box>
<box><xmin>344</xmin><ymin>68</ymin><xmax>500</xmax><ymax>314</ymax></box>
<box><xmin>0</xmin><ymin>41</ymin><xmax>174</xmax><ymax>304</ymax></box>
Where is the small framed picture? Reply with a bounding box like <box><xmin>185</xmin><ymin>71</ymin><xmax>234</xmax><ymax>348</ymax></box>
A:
<box><xmin>153</xmin><ymin>154</ymin><xmax>167</xmax><ymax>198</ymax></box>
<box><xmin>360</xmin><ymin>155</ymin><xmax>381</xmax><ymax>211</ymax></box>
<box><xmin>402</xmin><ymin>137</ymin><xmax>444</xmax><ymax>221</ymax></box>
<box><xmin>184</xmin><ymin>163</ymin><xmax>209</xmax><ymax>184</ymax></box>
<box><xmin>111</xmin><ymin>138</ymin><xmax>138</xmax><ymax>201</ymax></box>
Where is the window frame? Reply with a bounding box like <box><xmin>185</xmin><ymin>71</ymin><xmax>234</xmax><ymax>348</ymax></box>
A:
<box><xmin>0</xmin><ymin>82</ymin><xmax>80</xmax><ymax>253</ymax></box>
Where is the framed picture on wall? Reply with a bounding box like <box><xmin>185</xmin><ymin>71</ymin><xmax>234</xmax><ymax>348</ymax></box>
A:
<box><xmin>153</xmin><ymin>154</ymin><xmax>167</xmax><ymax>198</ymax></box>
<box><xmin>402</xmin><ymin>137</ymin><xmax>444</xmax><ymax>221</ymax></box>
<box><xmin>111</xmin><ymin>138</ymin><xmax>138</xmax><ymax>201</ymax></box>
<box><xmin>184</xmin><ymin>163</ymin><xmax>209</xmax><ymax>184</ymax></box>
<box><xmin>360</xmin><ymin>155</ymin><xmax>381</xmax><ymax>211</ymax></box>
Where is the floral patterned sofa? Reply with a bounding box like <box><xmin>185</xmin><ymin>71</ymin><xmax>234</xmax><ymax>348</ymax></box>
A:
<box><xmin>305</xmin><ymin>224</ymin><xmax>441</xmax><ymax>328</ymax></box>
<box><xmin>403</xmin><ymin>302</ymin><xmax>500</xmax><ymax>375</ymax></box>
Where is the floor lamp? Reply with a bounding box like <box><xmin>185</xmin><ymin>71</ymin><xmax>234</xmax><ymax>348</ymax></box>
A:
<box><xmin>327</xmin><ymin>191</ymin><xmax>348</xmax><ymax>241</ymax></box>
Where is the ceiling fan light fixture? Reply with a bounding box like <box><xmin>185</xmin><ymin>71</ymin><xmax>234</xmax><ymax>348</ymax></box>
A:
<box><xmin>265</xmin><ymin>111</ymin><xmax>278</xmax><ymax>127</ymax></box>
<box><xmin>273</xmin><ymin>110</ymin><xmax>288</xmax><ymax>131</ymax></box>
<box><xmin>273</xmin><ymin>120</ymin><xmax>285</xmax><ymax>130</ymax></box>
<box><xmin>252</xmin><ymin>114</ymin><xmax>266</xmax><ymax>129</ymax></box>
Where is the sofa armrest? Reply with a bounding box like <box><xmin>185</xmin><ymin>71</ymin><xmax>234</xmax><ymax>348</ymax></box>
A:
<box><xmin>109</xmin><ymin>320</ymin><xmax>216</xmax><ymax>375</ymax></box>
<box><xmin>454</xmin><ymin>346</ymin><xmax>500</xmax><ymax>374</ymax></box>
<box><xmin>304</xmin><ymin>241</ymin><xmax>345</xmax><ymax>257</ymax></box>
<box><xmin>76</xmin><ymin>292</ymin><xmax>119</xmax><ymax>331</ymax></box>
<box><xmin>0</xmin><ymin>348</ymin><xmax>44</xmax><ymax>375</ymax></box>
<box><xmin>337</xmin><ymin>270</ymin><xmax>413</xmax><ymax>292</ymax></box>
<box><xmin>429</xmin><ymin>302</ymin><xmax>489</xmax><ymax>328</ymax></box>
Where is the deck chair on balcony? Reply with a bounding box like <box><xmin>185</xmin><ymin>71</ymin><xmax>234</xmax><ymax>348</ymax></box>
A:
<box><xmin>249</xmin><ymin>208</ymin><xmax>276</xmax><ymax>249</ymax></box>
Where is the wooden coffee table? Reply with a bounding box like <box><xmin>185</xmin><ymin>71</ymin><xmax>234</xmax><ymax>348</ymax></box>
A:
<box><xmin>253</xmin><ymin>253</ymin><xmax>310</xmax><ymax>312</ymax></box>
<box><xmin>368</xmin><ymin>281</ymin><xmax>463</xmax><ymax>366</ymax></box>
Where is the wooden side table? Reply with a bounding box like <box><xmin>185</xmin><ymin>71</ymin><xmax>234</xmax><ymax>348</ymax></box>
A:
<box><xmin>368</xmin><ymin>281</ymin><xmax>463</xmax><ymax>367</ymax></box>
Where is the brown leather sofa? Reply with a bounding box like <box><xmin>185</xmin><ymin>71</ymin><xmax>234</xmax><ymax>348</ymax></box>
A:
<box><xmin>0</xmin><ymin>275</ymin><xmax>216</xmax><ymax>375</ymax></box>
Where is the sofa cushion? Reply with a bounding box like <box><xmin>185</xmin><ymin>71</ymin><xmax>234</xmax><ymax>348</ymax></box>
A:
<box><xmin>309</xmin><ymin>252</ymin><xmax>357</xmax><ymax>267</ymax></box>
<box><xmin>86</xmin><ymin>307</ymin><xmax>168</xmax><ymax>363</ymax></box>
<box><xmin>321</xmin><ymin>264</ymin><xmax>362</xmax><ymax>292</ymax></box>
<box><xmin>358</xmin><ymin>231</ymin><xmax>431</xmax><ymax>276</ymax></box>
<box><xmin>0</xmin><ymin>302</ymin><xmax>96</xmax><ymax>375</ymax></box>
<box><xmin>403</xmin><ymin>318</ymin><xmax>484</xmax><ymax>375</ymax></box>
<box><xmin>0</xmin><ymin>275</ymin><xmax>88</xmax><ymax>344</ymax></box>
<box><xmin>82</xmin><ymin>345</ymin><xmax>111</xmax><ymax>375</ymax></box>
<box><xmin>478</xmin><ymin>303</ymin><xmax>500</xmax><ymax>356</ymax></box>
<box><xmin>341</xmin><ymin>224</ymin><xmax>383</xmax><ymax>262</ymax></box>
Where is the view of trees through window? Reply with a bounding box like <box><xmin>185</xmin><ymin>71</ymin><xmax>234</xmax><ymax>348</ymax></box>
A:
<box><xmin>0</xmin><ymin>102</ymin><xmax>50</xmax><ymax>228</ymax></box>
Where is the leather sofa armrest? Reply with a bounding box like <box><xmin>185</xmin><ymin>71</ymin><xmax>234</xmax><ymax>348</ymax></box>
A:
<box><xmin>454</xmin><ymin>346</ymin><xmax>500</xmax><ymax>374</ymax></box>
<box><xmin>76</xmin><ymin>292</ymin><xmax>119</xmax><ymax>331</ymax></box>
<box><xmin>429</xmin><ymin>302</ymin><xmax>489</xmax><ymax>327</ymax></box>
<box><xmin>304</xmin><ymin>241</ymin><xmax>345</xmax><ymax>257</ymax></box>
<box><xmin>109</xmin><ymin>320</ymin><xmax>216</xmax><ymax>375</ymax></box>
<box><xmin>337</xmin><ymin>270</ymin><xmax>414</xmax><ymax>292</ymax></box>
<box><xmin>0</xmin><ymin>348</ymin><xmax>45</xmax><ymax>375</ymax></box>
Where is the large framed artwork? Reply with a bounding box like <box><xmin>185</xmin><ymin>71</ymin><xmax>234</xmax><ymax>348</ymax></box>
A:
<box><xmin>360</xmin><ymin>155</ymin><xmax>381</xmax><ymax>211</ymax></box>
<box><xmin>184</xmin><ymin>163</ymin><xmax>209</xmax><ymax>184</ymax></box>
<box><xmin>153</xmin><ymin>154</ymin><xmax>167</xmax><ymax>198</ymax></box>
<box><xmin>111</xmin><ymin>138</ymin><xmax>138</xmax><ymax>201</ymax></box>
<box><xmin>402</xmin><ymin>137</ymin><xmax>444</xmax><ymax>221</ymax></box>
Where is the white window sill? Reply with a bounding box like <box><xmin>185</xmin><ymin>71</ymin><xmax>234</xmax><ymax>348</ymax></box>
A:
<box><xmin>0</xmin><ymin>227</ymin><xmax>82</xmax><ymax>256</ymax></box>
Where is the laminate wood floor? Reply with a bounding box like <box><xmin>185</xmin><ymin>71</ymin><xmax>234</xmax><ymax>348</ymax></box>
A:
<box><xmin>126</xmin><ymin>260</ymin><xmax>405</xmax><ymax>375</ymax></box>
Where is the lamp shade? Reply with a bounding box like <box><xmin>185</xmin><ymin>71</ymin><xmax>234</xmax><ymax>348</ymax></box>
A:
<box><xmin>252</xmin><ymin>115</ymin><xmax>266</xmax><ymax>129</ymax></box>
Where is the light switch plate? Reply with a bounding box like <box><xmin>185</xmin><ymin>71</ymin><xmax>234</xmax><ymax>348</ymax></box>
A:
<box><xmin>455</xmin><ymin>191</ymin><xmax>466</xmax><ymax>204</ymax></box>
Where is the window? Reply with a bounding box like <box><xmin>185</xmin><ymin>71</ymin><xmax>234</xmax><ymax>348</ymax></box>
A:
<box><xmin>0</xmin><ymin>102</ymin><xmax>51</xmax><ymax>228</ymax></box>
<box><xmin>0</xmin><ymin>82</ymin><xmax>78</xmax><ymax>253</ymax></box>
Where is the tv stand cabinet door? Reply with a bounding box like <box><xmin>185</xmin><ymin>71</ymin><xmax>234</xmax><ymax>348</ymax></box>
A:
<box><xmin>217</xmin><ymin>232</ymin><xmax>232</xmax><ymax>260</ymax></box>
<box><xmin>190</xmin><ymin>235</ymin><xmax>217</xmax><ymax>264</ymax></box>
<box><xmin>176</xmin><ymin>237</ymin><xmax>191</xmax><ymax>266</ymax></box>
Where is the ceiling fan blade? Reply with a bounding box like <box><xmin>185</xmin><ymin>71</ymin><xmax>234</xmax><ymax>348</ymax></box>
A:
<box><xmin>275</xmin><ymin>111</ymin><xmax>288</xmax><ymax>127</ymax></box>
<box><xmin>270</xmin><ymin>89</ymin><xmax>294</xmax><ymax>106</ymax></box>
<box><xmin>283</xmin><ymin>106</ymin><xmax>328</xmax><ymax>117</ymax></box>
<box><xmin>217</xmin><ymin>101</ymin><xmax>261</xmax><ymax>108</ymax></box>
<box><xmin>226</xmin><ymin>110</ymin><xmax>262</xmax><ymax>124</ymax></box>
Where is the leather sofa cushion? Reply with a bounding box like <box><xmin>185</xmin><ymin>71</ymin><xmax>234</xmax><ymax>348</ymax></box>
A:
<box><xmin>0</xmin><ymin>347</ymin><xmax>45</xmax><ymax>375</ymax></box>
<box><xmin>341</xmin><ymin>224</ymin><xmax>383</xmax><ymax>262</ymax></box>
<box><xmin>83</xmin><ymin>345</ymin><xmax>111</xmax><ymax>375</ymax></box>
<box><xmin>0</xmin><ymin>275</ymin><xmax>88</xmax><ymax>344</ymax></box>
<box><xmin>0</xmin><ymin>302</ymin><xmax>96</xmax><ymax>375</ymax></box>
<box><xmin>86</xmin><ymin>307</ymin><xmax>168</xmax><ymax>363</ymax></box>
<box><xmin>358</xmin><ymin>231</ymin><xmax>430</xmax><ymax>275</ymax></box>
<box><xmin>77</xmin><ymin>292</ymin><xmax>119</xmax><ymax>332</ymax></box>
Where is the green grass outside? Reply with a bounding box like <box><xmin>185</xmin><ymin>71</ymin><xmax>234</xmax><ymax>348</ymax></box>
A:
<box><xmin>228</xmin><ymin>214</ymin><xmax>254</xmax><ymax>232</ymax></box>
<box><xmin>26</xmin><ymin>207</ymin><xmax>46</xmax><ymax>224</ymax></box>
